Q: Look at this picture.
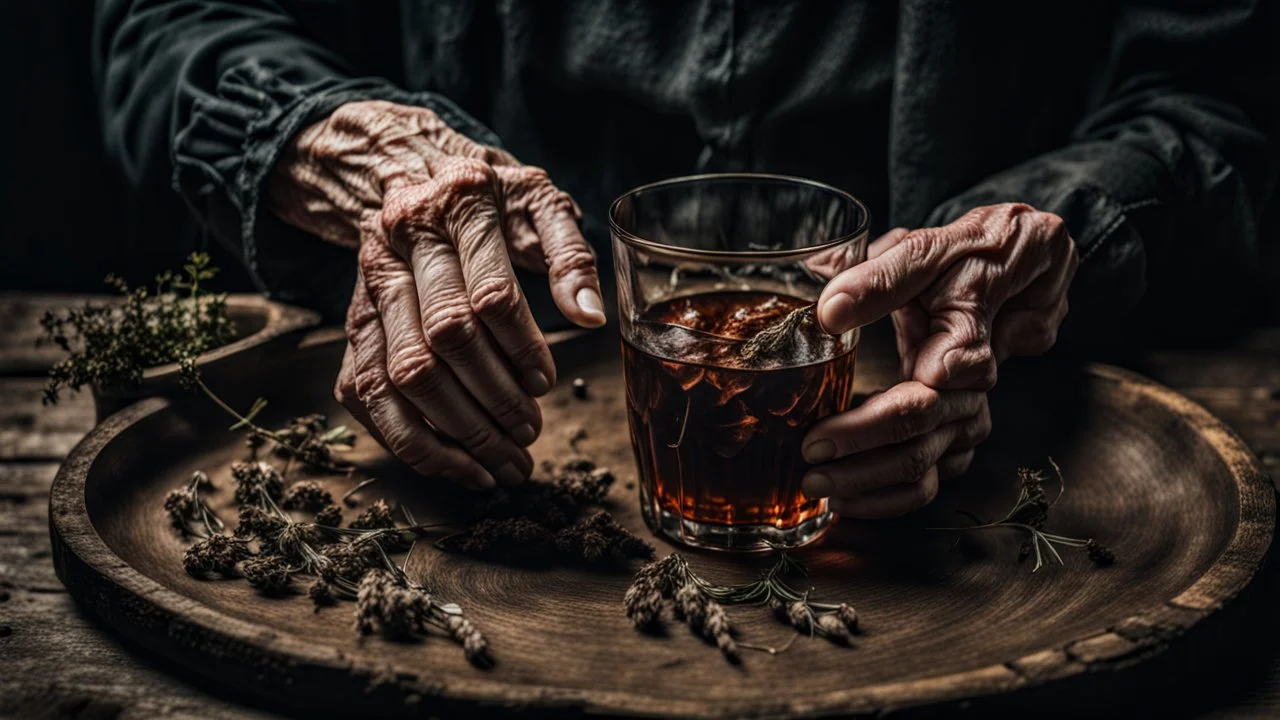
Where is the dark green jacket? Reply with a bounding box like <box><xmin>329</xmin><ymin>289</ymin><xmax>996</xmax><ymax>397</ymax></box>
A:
<box><xmin>94</xmin><ymin>0</ymin><xmax>1277</xmax><ymax>335</ymax></box>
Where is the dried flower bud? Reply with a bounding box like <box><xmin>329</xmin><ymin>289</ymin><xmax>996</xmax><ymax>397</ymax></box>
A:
<box><xmin>554</xmin><ymin>512</ymin><xmax>654</xmax><ymax>566</ymax></box>
<box><xmin>445</xmin><ymin>614</ymin><xmax>490</xmax><ymax>666</ymax></box>
<box><xmin>436</xmin><ymin>518</ymin><xmax>557</xmax><ymax>564</ymax></box>
<box><xmin>1086</xmin><ymin>539</ymin><xmax>1115</xmax><ymax>567</ymax></box>
<box><xmin>231</xmin><ymin>461</ymin><xmax>284</xmax><ymax>505</ymax></box>
<box><xmin>234</xmin><ymin>504</ymin><xmax>286</xmax><ymax>540</ymax></box>
<box><xmin>281</xmin><ymin>480</ymin><xmax>334</xmax><ymax>512</ymax></box>
<box><xmin>182</xmin><ymin>534</ymin><xmax>250</xmax><ymax>577</ymax></box>
<box><xmin>836</xmin><ymin>603</ymin><xmax>859</xmax><ymax>633</ymax></box>
<box><xmin>191</xmin><ymin>470</ymin><xmax>214</xmax><ymax>491</ymax></box>
<box><xmin>623</xmin><ymin>580</ymin><xmax>664</xmax><ymax>629</ymax></box>
<box><xmin>673</xmin><ymin>583</ymin><xmax>707</xmax><ymax>626</ymax></box>
<box><xmin>815</xmin><ymin>613</ymin><xmax>851</xmax><ymax>644</ymax></box>
<box><xmin>702</xmin><ymin>600</ymin><xmax>738</xmax><ymax>660</ymax></box>
<box><xmin>308</xmin><ymin>579</ymin><xmax>335</xmax><ymax>610</ymax></box>
<box><xmin>354</xmin><ymin>570</ymin><xmax>432</xmax><ymax>639</ymax></box>
<box><xmin>635</xmin><ymin>554</ymin><xmax>684</xmax><ymax>598</ymax></box>
<box><xmin>245</xmin><ymin>430</ymin><xmax>267</xmax><ymax>458</ymax></box>
<box><xmin>321</xmin><ymin>540</ymin><xmax>382</xmax><ymax>584</ymax></box>
<box><xmin>274</xmin><ymin>523</ymin><xmax>322</xmax><ymax>563</ymax></box>
<box><xmin>242</xmin><ymin>555</ymin><xmax>292</xmax><ymax>594</ymax></box>
<box><xmin>349</xmin><ymin>499</ymin><xmax>395</xmax><ymax>530</ymax></box>
<box><xmin>164</xmin><ymin>489</ymin><xmax>195</xmax><ymax>531</ymax></box>
<box><xmin>786</xmin><ymin>601</ymin><xmax>811</xmax><ymax>632</ymax></box>
<box><xmin>313</xmin><ymin>504</ymin><xmax>343</xmax><ymax>528</ymax></box>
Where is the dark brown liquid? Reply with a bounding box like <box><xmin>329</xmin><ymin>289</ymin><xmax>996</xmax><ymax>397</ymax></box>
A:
<box><xmin>623</xmin><ymin>292</ymin><xmax>856</xmax><ymax>528</ymax></box>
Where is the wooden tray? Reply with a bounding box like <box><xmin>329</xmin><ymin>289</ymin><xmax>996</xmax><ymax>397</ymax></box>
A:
<box><xmin>50</xmin><ymin>326</ymin><xmax>1275</xmax><ymax>717</ymax></box>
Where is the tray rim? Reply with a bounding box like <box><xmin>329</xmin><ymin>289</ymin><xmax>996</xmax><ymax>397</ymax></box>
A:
<box><xmin>48</xmin><ymin>357</ymin><xmax>1276</xmax><ymax>718</ymax></box>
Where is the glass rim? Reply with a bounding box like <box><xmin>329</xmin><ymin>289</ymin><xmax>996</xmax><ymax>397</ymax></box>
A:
<box><xmin>609</xmin><ymin>172</ymin><xmax>870</xmax><ymax>262</ymax></box>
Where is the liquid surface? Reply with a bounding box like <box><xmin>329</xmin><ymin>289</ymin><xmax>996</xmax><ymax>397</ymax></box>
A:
<box><xmin>623</xmin><ymin>292</ymin><xmax>856</xmax><ymax>528</ymax></box>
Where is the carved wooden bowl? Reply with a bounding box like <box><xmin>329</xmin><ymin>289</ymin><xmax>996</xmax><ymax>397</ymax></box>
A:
<box><xmin>50</xmin><ymin>326</ymin><xmax>1274</xmax><ymax>717</ymax></box>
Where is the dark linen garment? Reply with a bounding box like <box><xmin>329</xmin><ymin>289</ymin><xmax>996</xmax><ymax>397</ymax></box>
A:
<box><xmin>93</xmin><ymin>1</ymin><xmax>1276</xmax><ymax>338</ymax></box>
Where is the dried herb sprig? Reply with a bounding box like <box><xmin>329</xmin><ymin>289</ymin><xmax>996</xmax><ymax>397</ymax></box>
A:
<box><xmin>739</xmin><ymin>304</ymin><xmax>815</xmax><ymax>362</ymax></box>
<box><xmin>929</xmin><ymin>458</ymin><xmax>1115</xmax><ymax>571</ymax></box>
<box><xmin>354</xmin><ymin>569</ymin><xmax>490</xmax><ymax>666</ymax></box>
<box><xmin>164</xmin><ymin>470</ymin><xmax>224</xmax><ymax>538</ymax></box>
<box><xmin>437</xmin><ymin>512</ymin><xmax>653</xmax><ymax>567</ymax></box>
<box><xmin>625</xmin><ymin>551</ymin><xmax>859</xmax><ymax>661</ymax></box>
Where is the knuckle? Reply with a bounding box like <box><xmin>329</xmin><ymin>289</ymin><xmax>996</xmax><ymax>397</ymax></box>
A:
<box><xmin>469</xmin><ymin>278</ymin><xmax>524</xmax><ymax>320</ymax></box>
<box><xmin>900</xmin><ymin>443</ymin><xmax>933</xmax><ymax>482</ymax></box>
<box><xmin>486</xmin><ymin>392</ymin><xmax>528</xmax><ymax>425</ymax></box>
<box><xmin>421</xmin><ymin>307</ymin><xmax>480</xmax><ymax>354</ymax></box>
<box><xmin>381</xmin><ymin>185</ymin><xmax>440</xmax><ymax>241</ymax></box>
<box><xmin>388</xmin><ymin>432</ymin><xmax>439</xmax><ymax>473</ymax></box>
<box><xmin>386</xmin><ymin>350</ymin><xmax>437</xmax><ymax>393</ymax></box>
<box><xmin>547</xmin><ymin>244</ymin><xmax>597</xmax><ymax>280</ymax></box>
<box><xmin>455</xmin><ymin>423</ymin><xmax>501</xmax><ymax>453</ymax></box>
<box><xmin>902</xmin><ymin>231</ymin><xmax>937</xmax><ymax>269</ymax></box>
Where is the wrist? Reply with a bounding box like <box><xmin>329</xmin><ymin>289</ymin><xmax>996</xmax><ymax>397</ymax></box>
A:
<box><xmin>265</xmin><ymin>101</ymin><xmax>441</xmax><ymax>248</ymax></box>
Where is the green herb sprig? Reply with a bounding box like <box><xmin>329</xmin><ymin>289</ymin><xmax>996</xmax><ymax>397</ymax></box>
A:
<box><xmin>40</xmin><ymin>253</ymin><xmax>233</xmax><ymax>404</ymax></box>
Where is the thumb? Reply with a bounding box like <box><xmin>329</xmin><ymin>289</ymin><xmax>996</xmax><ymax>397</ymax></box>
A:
<box><xmin>817</xmin><ymin>227</ymin><xmax>972</xmax><ymax>334</ymax></box>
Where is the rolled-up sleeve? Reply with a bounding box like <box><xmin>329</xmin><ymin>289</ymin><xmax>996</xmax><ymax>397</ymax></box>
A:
<box><xmin>93</xmin><ymin>0</ymin><xmax>500</xmax><ymax>316</ymax></box>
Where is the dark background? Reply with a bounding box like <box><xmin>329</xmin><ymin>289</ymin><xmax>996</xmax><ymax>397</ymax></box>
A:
<box><xmin>4</xmin><ymin>1</ymin><xmax>1278</xmax><ymax>332</ymax></box>
<box><xmin>1</xmin><ymin>1</ymin><xmax>256</xmax><ymax>294</ymax></box>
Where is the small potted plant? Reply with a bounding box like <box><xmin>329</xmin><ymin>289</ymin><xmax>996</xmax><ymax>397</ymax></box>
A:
<box><xmin>39</xmin><ymin>252</ymin><xmax>320</xmax><ymax>420</ymax></box>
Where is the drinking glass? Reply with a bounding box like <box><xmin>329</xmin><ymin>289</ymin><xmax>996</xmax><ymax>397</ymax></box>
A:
<box><xmin>611</xmin><ymin>174</ymin><xmax>869</xmax><ymax>551</ymax></box>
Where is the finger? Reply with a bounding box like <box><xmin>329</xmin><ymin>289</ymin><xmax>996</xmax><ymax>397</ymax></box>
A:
<box><xmin>816</xmin><ymin>224</ymin><xmax>985</xmax><ymax>334</ymax></box>
<box><xmin>829</xmin><ymin>467</ymin><xmax>940</xmax><ymax>519</ymax></box>
<box><xmin>802</xmin><ymin>382</ymin><xmax>985</xmax><ymax>462</ymax></box>
<box><xmin>868</xmin><ymin>227</ymin><xmax>910</xmax><ymax>260</ymax></box>
<box><xmin>500</xmin><ymin>166</ymin><xmax>605</xmax><ymax>327</ymax></box>
<box><xmin>892</xmin><ymin>302</ymin><xmax>930</xmax><ymax>380</ymax></box>
<box><xmin>802</xmin><ymin>425</ymin><xmax>957</xmax><ymax>499</ymax></box>
<box><xmin>908</xmin><ymin>306</ymin><xmax>999</xmax><ymax>391</ymax></box>
<box><xmin>948</xmin><ymin>397</ymin><xmax>993</xmax><ymax>452</ymax></box>
<box><xmin>381</xmin><ymin>168</ymin><xmax>546</xmax><ymax>420</ymax></box>
<box><xmin>505</xmin><ymin>211</ymin><xmax>549</xmax><ymax>273</ymax></box>
<box><xmin>405</xmin><ymin>237</ymin><xmax>546</xmax><ymax>447</ymax></box>
<box><xmin>991</xmin><ymin>295</ymin><xmax>1069</xmax><ymax>361</ymax></box>
<box><xmin>360</xmin><ymin>233</ymin><xmax>535</xmax><ymax>485</ymax></box>
<box><xmin>428</xmin><ymin>162</ymin><xmax>558</xmax><ymax>397</ymax></box>
<box><xmin>938</xmin><ymin>450</ymin><xmax>975</xmax><ymax>480</ymax></box>
<box><xmin>346</xmin><ymin>279</ymin><xmax>496</xmax><ymax>489</ymax></box>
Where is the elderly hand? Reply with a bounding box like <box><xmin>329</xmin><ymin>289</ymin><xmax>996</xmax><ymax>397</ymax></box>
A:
<box><xmin>801</xmin><ymin>203</ymin><xmax>1078</xmax><ymax>518</ymax></box>
<box><xmin>268</xmin><ymin>101</ymin><xmax>604</xmax><ymax>489</ymax></box>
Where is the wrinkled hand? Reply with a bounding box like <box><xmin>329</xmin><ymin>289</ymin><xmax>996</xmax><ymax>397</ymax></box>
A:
<box><xmin>801</xmin><ymin>204</ymin><xmax>1078</xmax><ymax>518</ymax></box>
<box><xmin>268</xmin><ymin>101</ymin><xmax>604</xmax><ymax>489</ymax></box>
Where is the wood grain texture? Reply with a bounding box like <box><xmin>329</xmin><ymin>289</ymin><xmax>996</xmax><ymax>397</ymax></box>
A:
<box><xmin>45</xmin><ymin>328</ymin><xmax>1275</xmax><ymax>718</ymax></box>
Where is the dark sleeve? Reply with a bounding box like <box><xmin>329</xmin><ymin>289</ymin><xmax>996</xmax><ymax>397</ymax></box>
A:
<box><xmin>92</xmin><ymin>0</ymin><xmax>501</xmax><ymax>317</ymax></box>
<box><xmin>926</xmin><ymin>1</ymin><xmax>1278</xmax><ymax>336</ymax></box>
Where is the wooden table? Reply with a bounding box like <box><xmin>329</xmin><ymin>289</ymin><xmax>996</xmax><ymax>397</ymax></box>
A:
<box><xmin>1</xmin><ymin>293</ymin><xmax>1277</xmax><ymax>719</ymax></box>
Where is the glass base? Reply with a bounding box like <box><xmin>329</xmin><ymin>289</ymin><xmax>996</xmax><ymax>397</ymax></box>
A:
<box><xmin>641</xmin><ymin>498</ymin><xmax>833</xmax><ymax>552</ymax></box>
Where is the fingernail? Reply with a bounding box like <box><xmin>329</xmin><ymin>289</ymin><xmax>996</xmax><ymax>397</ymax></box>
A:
<box><xmin>512</xmin><ymin>423</ymin><xmax>537</xmax><ymax>446</ymax></box>
<box><xmin>523</xmin><ymin>369</ymin><xmax>551</xmax><ymax>396</ymax></box>
<box><xmin>804</xmin><ymin>439</ymin><xmax>837</xmax><ymax>463</ymax></box>
<box><xmin>495</xmin><ymin>462</ymin><xmax>526</xmax><ymax>486</ymax></box>
<box><xmin>575</xmin><ymin>288</ymin><xmax>606</xmax><ymax>325</ymax></box>
<box><xmin>802</xmin><ymin>472</ymin><xmax>835</xmax><ymax>498</ymax></box>
<box><xmin>819</xmin><ymin>293</ymin><xmax>857</xmax><ymax>334</ymax></box>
